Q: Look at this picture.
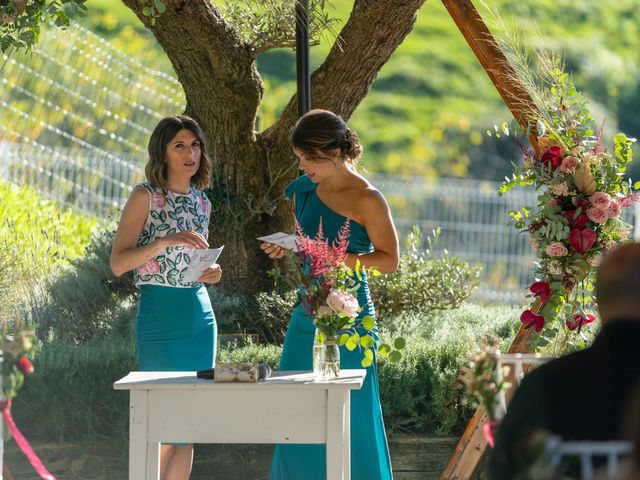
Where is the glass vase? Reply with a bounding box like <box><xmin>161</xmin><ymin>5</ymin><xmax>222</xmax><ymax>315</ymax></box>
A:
<box><xmin>313</xmin><ymin>328</ymin><xmax>340</xmax><ymax>380</ymax></box>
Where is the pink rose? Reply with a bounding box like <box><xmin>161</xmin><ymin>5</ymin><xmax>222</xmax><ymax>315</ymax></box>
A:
<box><xmin>559</xmin><ymin>156</ymin><xmax>579</xmax><ymax>173</ymax></box>
<box><xmin>137</xmin><ymin>258</ymin><xmax>161</xmax><ymax>276</ymax></box>
<box><xmin>607</xmin><ymin>201</ymin><xmax>621</xmax><ymax>218</ymax></box>
<box><xmin>586</xmin><ymin>207</ymin><xmax>608</xmax><ymax>224</ymax></box>
<box><xmin>548</xmin><ymin>198</ymin><xmax>559</xmax><ymax>207</ymax></box>
<box><xmin>546</xmin><ymin>242</ymin><xmax>568</xmax><ymax>257</ymax></box>
<box><xmin>589</xmin><ymin>191</ymin><xmax>611</xmax><ymax>208</ymax></box>
<box><xmin>520</xmin><ymin>310</ymin><xmax>545</xmax><ymax>332</ymax></box>
<box><xmin>152</xmin><ymin>192</ymin><xmax>166</xmax><ymax>208</ymax></box>
<box><xmin>326</xmin><ymin>289</ymin><xmax>359</xmax><ymax>318</ymax></box>
<box><xmin>568</xmin><ymin>228</ymin><xmax>597</xmax><ymax>254</ymax></box>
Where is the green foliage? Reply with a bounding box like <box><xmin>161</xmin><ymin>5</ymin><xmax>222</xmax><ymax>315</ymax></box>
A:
<box><xmin>0</xmin><ymin>181</ymin><xmax>95</xmax><ymax>320</ymax></box>
<box><xmin>218</xmin><ymin>0</ymin><xmax>338</xmax><ymax>54</ymax></box>
<box><xmin>0</xmin><ymin>0</ymin><xmax>87</xmax><ymax>52</ymax></box>
<box><xmin>378</xmin><ymin>303</ymin><xmax>521</xmax><ymax>434</ymax></box>
<box><xmin>12</xmin><ymin>336</ymin><xmax>136</xmax><ymax>444</ymax></box>
<box><xmin>32</xmin><ymin>227</ymin><xmax>138</xmax><ymax>343</ymax></box>
<box><xmin>370</xmin><ymin>227</ymin><xmax>481</xmax><ymax>321</ymax></box>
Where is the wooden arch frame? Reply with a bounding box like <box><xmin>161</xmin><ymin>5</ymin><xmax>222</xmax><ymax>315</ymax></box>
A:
<box><xmin>437</xmin><ymin>0</ymin><xmax>540</xmax><ymax>477</ymax></box>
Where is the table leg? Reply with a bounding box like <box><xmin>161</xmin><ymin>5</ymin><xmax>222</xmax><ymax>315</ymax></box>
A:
<box><xmin>344</xmin><ymin>391</ymin><xmax>351</xmax><ymax>479</ymax></box>
<box><xmin>130</xmin><ymin>391</ymin><xmax>158</xmax><ymax>480</ymax></box>
<box><xmin>326</xmin><ymin>390</ymin><xmax>349</xmax><ymax>480</ymax></box>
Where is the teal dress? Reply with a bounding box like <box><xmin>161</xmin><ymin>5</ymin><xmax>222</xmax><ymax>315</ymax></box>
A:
<box><xmin>270</xmin><ymin>175</ymin><xmax>393</xmax><ymax>480</ymax></box>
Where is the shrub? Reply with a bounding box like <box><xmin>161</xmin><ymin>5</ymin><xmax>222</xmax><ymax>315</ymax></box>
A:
<box><xmin>31</xmin><ymin>227</ymin><xmax>138</xmax><ymax>342</ymax></box>
<box><xmin>0</xmin><ymin>181</ymin><xmax>95</xmax><ymax>319</ymax></box>
<box><xmin>12</xmin><ymin>336</ymin><xmax>136</xmax><ymax>444</ymax></box>
<box><xmin>378</xmin><ymin>302</ymin><xmax>521</xmax><ymax>434</ymax></box>
<box><xmin>370</xmin><ymin>227</ymin><xmax>482</xmax><ymax>322</ymax></box>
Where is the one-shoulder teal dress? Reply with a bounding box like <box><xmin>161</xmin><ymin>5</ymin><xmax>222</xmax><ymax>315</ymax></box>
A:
<box><xmin>270</xmin><ymin>175</ymin><xmax>393</xmax><ymax>480</ymax></box>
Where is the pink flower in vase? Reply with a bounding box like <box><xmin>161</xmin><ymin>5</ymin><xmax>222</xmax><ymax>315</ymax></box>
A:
<box><xmin>137</xmin><ymin>258</ymin><xmax>161</xmax><ymax>276</ymax></box>
<box><xmin>152</xmin><ymin>192</ymin><xmax>166</xmax><ymax>208</ymax></box>
<box><xmin>326</xmin><ymin>289</ymin><xmax>359</xmax><ymax>318</ymax></box>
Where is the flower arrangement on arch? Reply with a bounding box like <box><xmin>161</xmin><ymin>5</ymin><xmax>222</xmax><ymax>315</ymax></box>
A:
<box><xmin>294</xmin><ymin>218</ymin><xmax>404</xmax><ymax>367</ymax></box>
<box><xmin>499</xmin><ymin>62</ymin><xmax>638</xmax><ymax>341</ymax></box>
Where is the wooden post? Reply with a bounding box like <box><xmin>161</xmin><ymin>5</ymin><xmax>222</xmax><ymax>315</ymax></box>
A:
<box><xmin>438</xmin><ymin>1</ymin><xmax>544</xmax><ymax>477</ymax></box>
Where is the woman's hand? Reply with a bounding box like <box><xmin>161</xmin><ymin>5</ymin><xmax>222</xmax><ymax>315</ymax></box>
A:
<box><xmin>198</xmin><ymin>264</ymin><xmax>222</xmax><ymax>284</ymax></box>
<box><xmin>260</xmin><ymin>242</ymin><xmax>285</xmax><ymax>259</ymax></box>
<box><xmin>162</xmin><ymin>230</ymin><xmax>209</xmax><ymax>250</ymax></box>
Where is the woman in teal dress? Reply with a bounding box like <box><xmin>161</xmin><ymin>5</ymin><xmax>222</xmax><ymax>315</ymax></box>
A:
<box><xmin>261</xmin><ymin>109</ymin><xmax>399</xmax><ymax>479</ymax></box>
<box><xmin>111</xmin><ymin>116</ymin><xmax>222</xmax><ymax>480</ymax></box>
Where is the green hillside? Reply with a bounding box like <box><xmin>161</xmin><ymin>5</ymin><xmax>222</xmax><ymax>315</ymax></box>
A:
<box><xmin>80</xmin><ymin>0</ymin><xmax>640</xmax><ymax>180</ymax></box>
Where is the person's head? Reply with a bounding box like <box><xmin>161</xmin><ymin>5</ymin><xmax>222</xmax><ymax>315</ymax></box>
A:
<box><xmin>596</xmin><ymin>242</ymin><xmax>640</xmax><ymax>323</ymax></box>
<box><xmin>145</xmin><ymin>115</ymin><xmax>211</xmax><ymax>189</ymax></box>
<box><xmin>290</xmin><ymin>109</ymin><xmax>362</xmax><ymax>181</ymax></box>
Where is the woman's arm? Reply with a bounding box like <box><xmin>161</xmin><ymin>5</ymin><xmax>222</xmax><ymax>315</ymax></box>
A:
<box><xmin>110</xmin><ymin>186</ymin><xmax>209</xmax><ymax>277</ymax></box>
<box><xmin>346</xmin><ymin>189</ymin><xmax>399</xmax><ymax>274</ymax></box>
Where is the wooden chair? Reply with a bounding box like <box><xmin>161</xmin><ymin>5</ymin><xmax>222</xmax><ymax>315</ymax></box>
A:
<box><xmin>494</xmin><ymin>352</ymin><xmax>555</xmax><ymax>419</ymax></box>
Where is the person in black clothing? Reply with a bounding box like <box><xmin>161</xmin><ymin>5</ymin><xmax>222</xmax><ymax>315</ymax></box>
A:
<box><xmin>490</xmin><ymin>242</ymin><xmax>640</xmax><ymax>480</ymax></box>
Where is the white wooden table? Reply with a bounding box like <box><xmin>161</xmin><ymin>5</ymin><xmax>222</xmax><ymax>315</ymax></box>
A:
<box><xmin>114</xmin><ymin>369</ymin><xmax>366</xmax><ymax>480</ymax></box>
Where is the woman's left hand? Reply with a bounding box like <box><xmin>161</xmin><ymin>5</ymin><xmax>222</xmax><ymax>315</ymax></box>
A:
<box><xmin>198</xmin><ymin>264</ymin><xmax>222</xmax><ymax>284</ymax></box>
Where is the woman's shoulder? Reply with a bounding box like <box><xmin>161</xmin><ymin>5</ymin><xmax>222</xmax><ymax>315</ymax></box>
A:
<box><xmin>284</xmin><ymin>174</ymin><xmax>316</xmax><ymax>199</ymax></box>
<box><xmin>352</xmin><ymin>180</ymin><xmax>388</xmax><ymax>213</ymax></box>
<box><xmin>193</xmin><ymin>187</ymin><xmax>211</xmax><ymax>202</ymax></box>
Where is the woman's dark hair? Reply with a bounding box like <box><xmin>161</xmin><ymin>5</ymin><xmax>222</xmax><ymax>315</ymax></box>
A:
<box><xmin>145</xmin><ymin>115</ymin><xmax>211</xmax><ymax>189</ymax></box>
<box><xmin>290</xmin><ymin>109</ymin><xmax>363</xmax><ymax>165</ymax></box>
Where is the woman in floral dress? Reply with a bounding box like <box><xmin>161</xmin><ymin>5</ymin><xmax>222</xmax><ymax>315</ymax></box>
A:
<box><xmin>110</xmin><ymin>115</ymin><xmax>221</xmax><ymax>479</ymax></box>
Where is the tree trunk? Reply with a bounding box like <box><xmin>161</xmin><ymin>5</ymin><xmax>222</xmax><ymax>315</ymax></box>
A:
<box><xmin>122</xmin><ymin>0</ymin><xmax>426</xmax><ymax>294</ymax></box>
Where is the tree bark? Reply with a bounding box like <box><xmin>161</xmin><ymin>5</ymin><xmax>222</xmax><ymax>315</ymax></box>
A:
<box><xmin>121</xmin><ymin>0</ymin><xmax>426</xmax><ymax>294</ymax></box>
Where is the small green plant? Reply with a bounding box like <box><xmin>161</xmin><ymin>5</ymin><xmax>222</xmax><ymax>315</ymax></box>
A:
<box><xmin>370</xmin><ymin>226</ymin><xmax>481</xmax><ymax>321</ymax></box>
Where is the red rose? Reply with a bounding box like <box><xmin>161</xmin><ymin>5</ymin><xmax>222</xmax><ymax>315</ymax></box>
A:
<box><xmin>18</xmin><ymin>357</ymin><xmax>34</xmax><ymax>375</ymax></box>
<box><xmin>529</xmin><ymin>281</ymin><xmax>551</xmax><ymax>303</ymax></box>
<box><xmin>566</xmin><ymin>313</ymin><xmax>596</xmax><ymax>331</ymax></box>
<box><xmin>541</xmin><ymin>146</ymin><xmax>564</xmax><ymax>170</ymax></box>
<box><xmin>563</xmin><ymin>210</ymin><xmax>588</xmax><ymax>230</ymax></box>
<box><xmin>568</xmin><ymin>228</ymin><xmax>597</xmax><ymax>254</ymax></box>
<box><xmin>520</xmin><ymin>310</ymin><xmax>545</xmax><ymax>332</ymax></box>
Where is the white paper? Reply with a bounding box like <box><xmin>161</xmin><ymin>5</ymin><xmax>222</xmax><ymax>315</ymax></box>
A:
<box><xmin>257</xmin><ymin>232</ymin><xmax>298</xmax><ymax>252</ymax></box>
<box><xmin>182</xmin><ymin>246</ymin><xmax>224</xmax><ymax>283</ymax></box>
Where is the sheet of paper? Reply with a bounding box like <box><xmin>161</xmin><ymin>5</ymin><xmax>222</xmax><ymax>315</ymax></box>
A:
<box><xmin>256</xmin><ymin>232</ymin><xmax>298</xmax><ymax>252</ymax></box>
<box><xmin>182</xmin><ymin>246</ymin><xmax>224</xmax><ymax>283</ymax></box>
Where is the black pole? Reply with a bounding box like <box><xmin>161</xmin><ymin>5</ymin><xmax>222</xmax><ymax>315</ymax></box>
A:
<box><xmin>295</xmin><ymin>0</ymin><xmax>311</xmax><ymax>117</ymax></box>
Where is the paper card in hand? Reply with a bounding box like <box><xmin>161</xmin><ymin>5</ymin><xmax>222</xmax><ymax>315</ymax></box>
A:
<box><xmin>182</xmin><ymin>246</ymin><xmax>224</xmax><ymax>283</ymax></box>
<box><xmin>256</xmin><ymin>232</ymin><xmax>298</xmax><ymax>252</ymax></box>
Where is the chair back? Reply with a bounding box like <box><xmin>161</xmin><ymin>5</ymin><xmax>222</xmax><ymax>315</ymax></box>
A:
<box><xmin>547</xmin><ymin>437</ymin><xmax>633</xmax><ymax>479</ymax></box>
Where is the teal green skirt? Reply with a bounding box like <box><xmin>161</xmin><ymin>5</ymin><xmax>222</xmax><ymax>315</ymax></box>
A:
<box><xmin>136</xmin><ymin>284</ymin><xmax>216</xmax><ymax>371</ymax></box>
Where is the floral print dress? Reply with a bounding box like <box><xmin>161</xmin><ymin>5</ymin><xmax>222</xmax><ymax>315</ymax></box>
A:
<box><xmin>134</xmin><ymin>182</ymin><xmax>211</xmax><ymax>288</ymax></box>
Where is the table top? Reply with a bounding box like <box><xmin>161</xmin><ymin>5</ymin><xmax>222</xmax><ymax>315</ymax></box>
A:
<box><xmin>114</xmin><ymin>369</ymin><xmax>367</xmax><ymax>391</ymax></box>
